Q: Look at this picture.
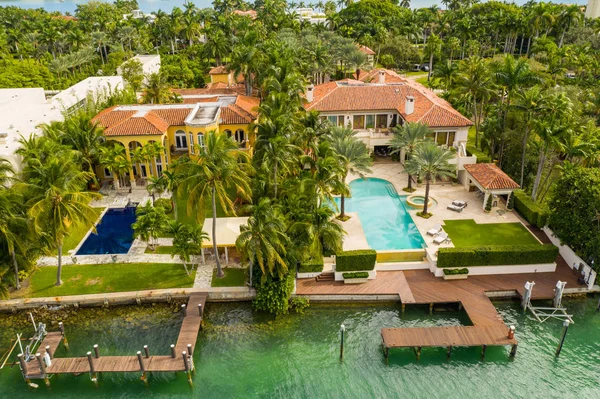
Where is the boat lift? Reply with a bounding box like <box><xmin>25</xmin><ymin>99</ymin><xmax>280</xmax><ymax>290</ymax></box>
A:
<box><xmin>0</xmin><ymin>313</ymin><xmax>48</xmax><ymax>372</ymax></box>
<box><xmin>522</xmin><ymin>281</ymin><xmax>574</xmax><ymax>324</ymax></box>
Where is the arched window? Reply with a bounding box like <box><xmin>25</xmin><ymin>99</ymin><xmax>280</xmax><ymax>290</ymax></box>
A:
<box><xmin>197</xmin><ymin>133</ymin><xmax>205</xmax><ymax>150</ymax></box>
<box><xmin>188</xmin><ymin>132</ymin><xmax>195</xmax><ymax>153</ymax></box>
<box><xmin>175</xmin><ymin>130</ymin><xmax>187</xmax><ymax>149</ymax></box>
<box><xmin>224</xmin><ymin>129</ymin><xmax>232</xmax><ymax>139</ymax></box>
<box><xmin>235</xmin><ymin>129</ymin><xmax>246</xmax><ymax>148</ymax></box>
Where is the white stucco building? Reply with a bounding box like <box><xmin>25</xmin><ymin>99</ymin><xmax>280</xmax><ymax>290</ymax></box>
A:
<box><xmin>0</xmin><ymin>76</ymin><xmax>124</xmax><ymax>171</ymax></box>
<box><xmin>586</xmin><ymin>0</ymin><xmax>600</xmax><ymax>19</ymax></box>
<box><xmin>118</xmin><ymin>54</ymin><xmax>161</xmax><ymax>85</ymax></box>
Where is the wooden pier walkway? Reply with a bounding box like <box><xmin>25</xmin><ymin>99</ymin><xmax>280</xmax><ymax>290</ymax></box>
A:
<box><xmin>22</xmin><ymin>292</ymin><xmax>207</xmax><ymax>381</ymax></box>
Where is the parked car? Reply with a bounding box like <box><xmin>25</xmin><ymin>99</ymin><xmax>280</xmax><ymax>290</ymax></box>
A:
<box><xmin>420</xmin><ymin>64</ymin><xmax>430</xmax><ymax>72</ymax></box>
<box><xmin>565</xmin><ymin>72</ymin><xmax>576</xmax><ymax>79</ymax></box>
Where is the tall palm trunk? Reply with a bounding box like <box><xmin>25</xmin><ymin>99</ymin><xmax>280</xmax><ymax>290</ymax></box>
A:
<box><xmin>249</xmin><ymin>260</ymin><xmax>253</xmax><ymax>287</ymax></box>
<box><xmin>12</xmin><ymin>250</ymin><xmax>20</xmax><ymax>290</ymax></box>
<box><xmin>423</xmin><ymin>178</ymin><xmax>431</xmax><ymax>214</ymax></box>
<box><xmin>340</xmin><ymin>193</ymin><xmax>346</xmax><ymax>218</ymax></box>
<box><xmin>531</xmin><ymin>144</ymin><xmax>547</xmax><ymax>201</ymax></box>
<box><xmin>428</xmin><ymin>53</ymin><xmax>433</xmax><ymax>81</ymax></box>
<box><xmin>473</xmin><ymin>95</ymin><xmax>480</xmax><ymax>148</ymax></box>
<box><xmin>172</xmin><ymin>194</ymin><xmax>178</xmax><ymax>220</ymax></box>
<box><xmin>212</xmin><ymin>186</ymin><xmax>223</xmax><ymax>278</ymax></box>
<box><xmin>519</xmin><ymin>124</ymin><xmax>530</xmax><ymax>187</ymax></box>
<box><xmin>56</xmin><ymin>244</ymin><xmax>63</xmax><ymax>286</ymax></box>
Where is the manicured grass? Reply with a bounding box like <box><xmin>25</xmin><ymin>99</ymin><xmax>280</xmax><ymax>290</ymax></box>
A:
<box><xmin>24</xmin><ymin>263</ymin><xmax>195</xmax><ymax>298</ymax></box>
<box><xmin>174</xmin><ymin>192</ymin><xmax>229</xmax><ymax>226</ymax></box>
<box><xmin>61</xmin><ymin>207</ymin><xmax>105</xmax><ymax>254</ymax></box>
<box><xmin>402</xmin><ymin>71</ymin><xmax>428</xmax><ymax>77</ymax></box>
<box><xmin>211</xmin><ymin>268</ymin><xmax>247</xmax><ymax>287</ymax></box>
<box><xmin>415</xmin><ymin>76</ymin><xmax>429</xmax><ymax>85</ymax></box>
<box><xmin>443</xmin><ymin>219</ymin><xmax>540</xmax><ymax>248</ymax></box>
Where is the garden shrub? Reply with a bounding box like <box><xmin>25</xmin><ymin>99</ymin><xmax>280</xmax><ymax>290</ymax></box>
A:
<box><xmin>342</xmin><ymin>272</ymin><xmax>369</xmax><ymax>279</ymax></box>
<box><xmin>298</xmin><ymin>258</ymin><xmax>324</xmax><ymax>273</ymax></box>
<box><xmin>485</xmin><ymin>194</ymin><xmax>493</xmax><ymax>212</ymax></box>
<box><xmin>437</xmin><ymin>244</ymin><xmax>558</xmax><ymax>267</ymax></box>
<box><xmin>335</xmin><ymin>250</ymin><xmax>377</xmax><ymax>272</ymax></box>
<box><xmin>154</xmin><ymin>198</ymin><xmax>173</xmax><ymax>213</ymax></box>
<box><xmin>289</xmin><ymin>296</ymin><xmax>310</xmax><ymax>314</ymax></box>
<box><xmin>253</xmin><ymin>271</ymin><xmax>295</xmax><ymax>316</ymax></box>
<box><xmin>466</xmin><ymin>146</ymin><xmax>492</xmax><ymax>163</ymax></box>
<box><xmin>513</xmin><ymin>190</ymin><xmax>547</xmax><ymax>228</ymax></box>
<box><xmin>443</xmin><ymin>268</ymin><xmax>469</xmax><ymax>275</ymax></box>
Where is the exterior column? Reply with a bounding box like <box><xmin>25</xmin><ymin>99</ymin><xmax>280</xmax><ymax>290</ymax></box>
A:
<box><xmin>482</xmin><ymin>191</ymin><xmax>490</xmax><ymax>210</ymax></box>
<box><xmin>124</xmin><ymin>145</ymin><xmax>137</xmax><ymax>189</ymax></box>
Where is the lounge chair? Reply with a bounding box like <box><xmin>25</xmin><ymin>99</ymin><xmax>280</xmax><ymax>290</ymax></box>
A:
<box><xmin>447</xmin><ymin>204</ymin><xmax>463</xmax><ymax>213</ymax></box>
<box><xmin>452</xmin><ymin>200</ymin><xmax>468</xmax><ymax>208</ymax></box>
<box><xmin>433</xmin><ymin>232</ymin><xmax>450</xmax><ymax>245</ymax></box>
<box><xmin>427</xmin><ymin>224</ymin><xmax>442</xmax><ymax>236</ymax></box>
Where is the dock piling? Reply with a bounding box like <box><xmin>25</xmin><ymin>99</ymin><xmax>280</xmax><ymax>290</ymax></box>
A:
<box><xmin>555</xmin><ymin>320</ymin><xmax>571</xmax><ymax>357</ymax></box>
<box><xmin>340</xmin><ymin>324</ymin><xmax>345</xmax><ymax>360</ymax></box>
<box><xmin>481</xmin><ymin>345</ymin><xmax>487</xmax><ymax>360</ymax></box>
<box><xmin>187</xmin><ymin>344</ymin><xmax>193</xmax><ymax>357</ymax></box>
<box><xmin>509</xmin><ymin>344</ymin><xmax>518</xmax><ymax>358</ymax></box>
<box><xmin>58</xmin><ymin>322</ymin><xmax>69</xmax><ymax>350</ymax></box>
<box><xmin>508</xmin><ymin>325</ymin><xmax>515</xmax><ymax>339</ymax></box>
<box><xmin>170</xmin><ymin>344</ymin><xmax>176</xmax><ymax>358</ymax></box>
<box><xmin>198</xmin><ymin>304</ymin><xmax>203</xmax><ymax>317</ymax></box>
<box><xmin>401</xmin><ymin>303</ymin><xmax>405</xmax><ymax>314</ymax></box>
<box><xmin>144</xmin><ymin>345</ymin><xmax>150</xmax><ymax>358</ymax></box>
<box><xmin>183</xmin><ymin>351</ymin><xmax>193</xmax><ymax>386</ymax></box>
<box><xmin>429</xmin><ymin>303</ymin><xmax>433</xmax><ymax>314</ymax></box>
<box><xmin>137</xmin><ymin>351</ymin><xmax>146</xmax><ymax>372</ymax></box>
<box><xmin>446</xmin><ymin>346</ymin><xmax>452</xmax><ymax>358</ymax></box>
<box><xmin>35</xmin><ymin>353</ymin><xmax>50</xmax><ymax>387</ymax></box>
<box><xmin>416</xmin><ymin>347</ymin><xmax>422</xmax><ymax>360</ymax></box>
<box><xmin>93</xmin><ymin>344</ymin><xmax>100</xmax><ymax>359</ymax></box>
<box><xmin>87</xmin><ymin>351</ymin><xmax>95</xmax><ymax>374</ymax></box>
<box><xmin>45</xmin><ymin>345</ymin><xmax>53</xmax><ymax>360</ymax></box>
<box><xmin>181</xmin><ymin>304</ymin><xmax>187</xmax><ymax>317</ymax></box>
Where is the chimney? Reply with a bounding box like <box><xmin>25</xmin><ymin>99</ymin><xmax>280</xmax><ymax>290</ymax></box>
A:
<box><xmin>405</xmin><ymin>96</ymin><xmax>415</xmax><ymax>115</ymax></box>
<box><xmin>306</xmin><ymin>84</ymin><xmax>315</xmax><ymax>103</ymax></box>
<box><xmin>378</xmin><ymin>70</ymin><xmax>385</xmax><ymax>84</ymax></box>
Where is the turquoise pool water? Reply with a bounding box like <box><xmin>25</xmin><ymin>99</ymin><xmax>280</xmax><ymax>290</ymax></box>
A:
<box><xmin>335</xmin><ymin>178</ymin><xmax>426</xmax><ymax>250</ymax></box>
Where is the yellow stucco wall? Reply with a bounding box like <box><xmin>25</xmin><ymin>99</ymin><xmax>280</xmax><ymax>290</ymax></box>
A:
<box><xmin>210</xmin><ymin>73</ymin><xmax>231</xmax><ymax>84</ymax></box>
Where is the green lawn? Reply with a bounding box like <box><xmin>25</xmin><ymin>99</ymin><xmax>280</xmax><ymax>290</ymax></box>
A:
<box><xmin>174</xmin><ymin>192</ymin><xmax>229</xmax><ymax>226</ymax></box>
<box><xmin>443</xmin><ymin>219</ymin><xmax>540</xmax><ymax>248</ymax></box>
<box><xmin>61</xmin><ymin>207</ymin><xmax>105</xmax><ymax>254</ymax></box>
<box><xmin>211</xmin><ymin>268</ymin><xmax>247</xmax><ymax>287</ymax></box>
<box><xmin>24</xmin><ymin>263</ymin><xmax>195</xmax><ymax>298</ymax></box>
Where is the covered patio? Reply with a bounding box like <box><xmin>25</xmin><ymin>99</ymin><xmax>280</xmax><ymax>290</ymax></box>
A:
<box><xmin>463</xmin><ymin>163</ymin><xmax>520</xmax><ymax>210</ymax></box>
<box><xmin>201</xmin><ymin>217</ymin><xmax>249</xmax><ymax>264</ymax></box>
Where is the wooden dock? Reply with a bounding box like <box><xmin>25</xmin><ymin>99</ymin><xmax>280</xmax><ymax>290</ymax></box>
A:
<box><xmin>21</xmin><ymin>292</ymin><xmax>207</xmax><ymax>382</ymax></box>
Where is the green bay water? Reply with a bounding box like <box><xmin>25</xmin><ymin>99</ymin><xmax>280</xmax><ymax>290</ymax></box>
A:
<box><xmin>1</xmin><ymin>299</ymin><xmax>600</xmax><ymax>398</ymax></box>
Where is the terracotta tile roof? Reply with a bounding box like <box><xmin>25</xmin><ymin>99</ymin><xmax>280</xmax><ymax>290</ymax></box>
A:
<box><xmin>221</xmin><ymin>104</ymin><xmax>254</xmax><ymax>124</ymax></box>
<box><xmin>356</xmin><ymin>69</ymin><xmax>408</xmax><ymax>84</ymax></box>
<box><xmin>233</xmin><ymin>9</ymin><xmax>257</xmax><ymax>19</ymax></box>
<box><xmin>103</xmin><ymin>111</ymin><xmax>169</xmax><ymax>137</ymax></box>
<box><xmin>305</xmin><ymin>80</ymin><xmax>472</xmax><ymax>128</ymax></box>
<box><xmin>93</xmin><ymin>106</ymin><xmax>136</xmax><ymax>128</ymax></box>
<box><xmin>235</xmin><ymin>95</ymin><xmax>259</xmax><ymax>117</ymax></box>
<box><xmin>464</xmin><ymin>163</ymin><xmax>520</xmax><ymax>190</ymax></box>
<box><xmin>359</xmin><ymin>45</ymin><xmax>375</xmax><ymax>55</ymax></box>
<box><xmin>173</xmin><ymin>84</ymin><xmax>246</xmax><ymax>96</ymax></box>
<box><xmin>151</xmin><ymin>108</ymin><xmax>192</xmax><ymax>125</ymax></box>
<box><xmin>209</xmin><ymin>65</ymin><xmax>229</xmax><ymax>74</ymax></box>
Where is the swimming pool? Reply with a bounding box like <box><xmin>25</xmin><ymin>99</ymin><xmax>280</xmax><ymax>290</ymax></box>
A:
<box><xmin>335</xmin><ymin>178</ymin><xmax>426</xmax><ymax>250</ymax></box>
<box><xmin>76</xmin><ymin>206</ymin><xmax>137</xmax><ymax>255</ymax></box>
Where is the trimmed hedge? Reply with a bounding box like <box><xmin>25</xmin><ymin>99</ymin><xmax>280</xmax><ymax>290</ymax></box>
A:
<box><xmin>343</xmin><ymin>272</ymin><xmax>369</xmax><ymax>279</ymax></box>
<box><xmin>437</xmin><ymin>244</ymin><xmax>558</xmax><ymax>267</ymax></box>
<box><xmin>513</xmin><ymin>190</ymin><xmax>548</xmax><ymax>228</ymax></box>
<box><xmin>298</xmin><ymin>259</ymin><xmax>324</xmax><ymax>273</ymax></box>
<box><xmin>336</xmin><ymin>250</ymin><xmax>377</xmax><ymax>272</ymax></box>
<box><xmin>443</xmin><ymin>268</ymin><xmax>469</xmax><ymax>275</ymax></box>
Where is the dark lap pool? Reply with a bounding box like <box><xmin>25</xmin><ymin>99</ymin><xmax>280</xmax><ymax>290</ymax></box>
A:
<box><xmin>76</xmin><ymin>206</ymin><xmax>137</xmax><ymax>255</ymax></box>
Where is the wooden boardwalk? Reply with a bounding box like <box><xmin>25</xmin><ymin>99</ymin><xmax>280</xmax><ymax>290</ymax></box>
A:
<box><xmin>297</xmin><ymin>262</ymin><xmax>585</xmax><ymax>358</ymax></box>
<box><xmin>22</xmin><ymin>292</ymin><xmax>207</xmax><ymax>380</ymax></box>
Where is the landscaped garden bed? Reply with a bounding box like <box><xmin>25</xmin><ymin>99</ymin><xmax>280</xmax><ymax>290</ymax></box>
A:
<box><xmin>342</xmin><ymin>272</ymin><xmax>369</xmax><ymax>284</ymax></box>
<box><xmin>443</xmin><ymin>268</ymin><xmax>469</xmax><ymax>280</ymax></box>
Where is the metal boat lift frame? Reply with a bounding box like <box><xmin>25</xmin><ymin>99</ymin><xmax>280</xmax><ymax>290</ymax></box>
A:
<box><xmin>522</xmin><ymin>281</ymin><xmax>574</xmax><ymax>324</ymax></box>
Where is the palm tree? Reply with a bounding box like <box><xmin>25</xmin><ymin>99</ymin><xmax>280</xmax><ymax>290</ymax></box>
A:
<box><xmin>254</xmin><ymin>135</ymin><xmax>300</xmax><ymax>199</ymax></box>
<box><xmin>161</xmin><ymin>168</ymin><xmax>181</xmax><ymax>220</ymax></box>
<box><xmin>389</xmin><ymin>123</ymin><xmax>432</xmax><ymax>191</ymax></box>
<box><xmin>425</xmin><ymin>34</ymin><xmax>442</xmax><ymax>81</ymax></box>
<box><xmin>513</xmin><ymin>86</ymin><xmax>545</xmax><ymax>187</ymax></box>
<box><xmin>346</xmin><ymin>50</ymin><xmax>370</xmax><ymax>80</ymax></box>
<box><xmin>172</xmin><ymin>223</ymin><xmax>208</xmax><ymax>276</ymax></box>
<box><xmin>133</xmin><ymin>202</ymin><xmax>169</xmax><ymax>251</ymax></box>
<box><xmin>433</xmin><ymin>60</ymin><xmax>457</xmax><ymax>90</ymax></box>
<box><xmin>178</xmin><ymin>131</ymin><xmax>251</xmax><ymax>278</ymax></box>
<box><xmin>305</xmin><ymin>204</ymin><xmax>345</xmax><ymax>257</ymax></box>
<box><xmin>327</xmin><ymin>126</ymin><xmax>372</xmax><ymax>219</ymax></box>
<box><xmin>60</xmin><ymin>116</ymin><xmax>105</xmax><ymax>174</ymax></box>
<box><xmin>557</xmin><ymin>5</ymin><xmax>582</xmax><ymax>48</ymax></box>
<box><xmin>455</xmin><ymin>56</ymin><xmax>493</xmax><ymax>149</ymax></box>
<box><xmin>405</xmin><ymin>142</ymin><xmax>456</xmax><ymax>215</ymax></box>
<box><xmin>236</xmin><ymin>198</ymin><xmax>290</xmax><ymax>284</ymax></box>
<box><xmin>146</xmin><ymin>176</ymin><xmax>165</xmax><ymax>205</ymax></box>
<box><xmin>230</xmin><ymin>45</ymin><xmax>261</xmax><ymax>97</ymax></box>
<box><xmin>26</xmin><ymin>160</ymin><xmax>100</xmax><ymax>285</ymax></box>
<box><xmin>142</xmin><ymin>72</ymin><xmax>171</xmax><ymax>104</ymax></box>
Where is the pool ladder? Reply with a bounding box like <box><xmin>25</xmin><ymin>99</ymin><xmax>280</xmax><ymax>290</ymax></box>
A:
<box><xmin>386</xmin><ymin>184</ymin><xmax>399</xmax><ymax>198</ymax></box>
